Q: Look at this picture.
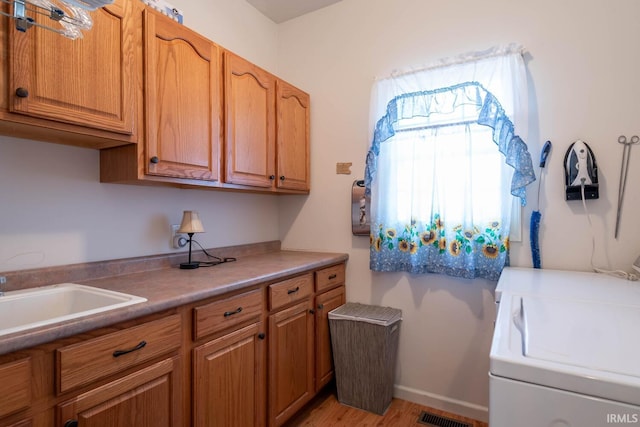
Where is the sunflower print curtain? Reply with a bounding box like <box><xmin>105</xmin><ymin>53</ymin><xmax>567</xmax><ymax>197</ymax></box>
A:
<box><xmin>365</xmin><ymin>82</ymin><xmax>535</xmax><ymax>281</ymax></box>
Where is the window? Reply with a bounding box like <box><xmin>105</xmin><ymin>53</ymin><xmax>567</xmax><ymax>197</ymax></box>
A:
<box><xmin>365</xmin><ymin>46</ymin><xmax>535</xmax><ymax>280</ymax></box>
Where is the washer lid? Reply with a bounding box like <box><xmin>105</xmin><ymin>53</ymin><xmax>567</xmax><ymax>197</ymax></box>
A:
<box><xmin>491</xmin><ymin>292</ymin><xmax>640</xmax><ymax>406</ymax></box>
<box><xmin>524</xmin><ymin>296</ymin><xmax>640</xmax><ymax>379</ymax></box>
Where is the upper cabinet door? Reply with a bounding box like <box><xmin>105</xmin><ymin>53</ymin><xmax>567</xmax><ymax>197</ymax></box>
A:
<box><xmin>276</xmin><ymin>80</ymin><xmax>310</xmax><ymax>192</ymax></box>
<box><xmin>9</xmin><ymin>0</ymin><xmax>136</xmax><ymax>135</ymax></box>
<box><xmin>224</xmin><ymin>51</ymin><xmax>276</xmax><ymax>188</ymax></box>
<box><xmin>144</xmin><ymin>10</ymin><xmax>221</xmax><ymax>181</ymax></box>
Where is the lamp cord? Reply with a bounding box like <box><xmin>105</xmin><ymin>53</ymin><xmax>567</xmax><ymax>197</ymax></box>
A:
<box><xmin>189</xmin><ymin>239</ymin><xmax>237</xmax><ymax>267</ymax></box>
<box><xmin>580</xmin><ymin>183</ymin><xmax>638</xmax><ymax>281</ymax></box>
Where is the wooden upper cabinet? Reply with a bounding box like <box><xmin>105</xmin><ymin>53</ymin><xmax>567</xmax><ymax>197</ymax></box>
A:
<box><xmin>224</xmin><ymin>51</ymin><xmax>276</xmax><ymax>188</ymax></box>
<box><xmin>144</xmin><ymin>9</ymin><xmax>222</xmax><ymax>181</ymax></box>
<box><xmin>276</xmin><ymin>80</ymin><xmax>310</xmax><ymax>192</ymax></box>
<box><xmin>8</xmin><ymin>0</ymin><xmax>136</xmax><ymax>136</ymax></box>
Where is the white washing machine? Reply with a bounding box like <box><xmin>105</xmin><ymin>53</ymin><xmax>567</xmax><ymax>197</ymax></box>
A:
<box><xmin>490</xmin><ymin>267</ymin><xmax>640</xmax><ymax>427</ymax></box>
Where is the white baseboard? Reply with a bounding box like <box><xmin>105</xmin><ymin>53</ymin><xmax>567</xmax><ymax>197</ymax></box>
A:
<box><xmin>394</xmin><ymin>384</ymin><xmax>489</xmax><ymax>423</ymax></box>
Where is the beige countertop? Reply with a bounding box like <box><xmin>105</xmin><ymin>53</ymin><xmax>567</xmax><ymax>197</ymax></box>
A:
<box><xmin>0</xmin><ymin>249</ymin><xmax>348</xmax><ymax>356</ymax></box>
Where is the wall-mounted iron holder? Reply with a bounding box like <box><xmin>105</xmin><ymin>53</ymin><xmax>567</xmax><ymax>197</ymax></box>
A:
<box><xmin>564</xmin><ymin>140</ymin><xmax>599</xmax><ymax>201</ymax></box>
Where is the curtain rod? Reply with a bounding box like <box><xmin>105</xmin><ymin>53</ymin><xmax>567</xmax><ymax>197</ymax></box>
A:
<box><xmin>374</xmin><ymin>43</ymin><xmax>527</xmax><ymax>82</ymax></box>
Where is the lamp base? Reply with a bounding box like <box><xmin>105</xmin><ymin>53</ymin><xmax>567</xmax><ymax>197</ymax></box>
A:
<box><xmin>179</xmin><ymin>262</ymin><xmax>200</xmax><ymax>270</ymax></box>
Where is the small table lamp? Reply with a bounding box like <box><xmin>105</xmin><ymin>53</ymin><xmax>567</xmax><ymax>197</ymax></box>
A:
<box><xmin>178</xmin><ymin>210</ymin><xmax>205</xmax><ymax>269</ymax></box>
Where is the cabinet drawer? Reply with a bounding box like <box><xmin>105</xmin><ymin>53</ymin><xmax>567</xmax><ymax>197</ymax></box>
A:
<box><xmin>315</xmin><ymin>264</ymin><xmax>345</xmax><ymax>292</ymax></box>
<box><xmin>0</xmin><ymin>357</ymin><xmax>31</xmax><ymax>418</ymax></box>
<box><xmin>269</xmin><ymin>274</ymin><xmax>313</xmax><ymax>311</ymax></box>
<box><xmin>193</xmin><ymin>289</ymin><xmax>263</xmax><ymax>340</ymax></box>
<box><xmin>56</xmin><ymin>314</ymin><xmax>181</xmax><ymax>393</ymax></box>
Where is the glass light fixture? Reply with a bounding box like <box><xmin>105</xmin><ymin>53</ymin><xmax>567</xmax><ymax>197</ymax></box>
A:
<box><xmin>177</xmin><ymin>210</ymin><xmax>205</xmax><ymax>269</ymax></box>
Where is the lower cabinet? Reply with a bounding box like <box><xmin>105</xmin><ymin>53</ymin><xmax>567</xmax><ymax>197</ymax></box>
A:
<box><xmin>0</xmin><ymin>262</ymin><xmax>347</xmax><ymax>427</ymax></box>
<box><xmin>193</xmin><ymin>321</ymin><xmax>266</xmax><ymax>427</ymax></box>
<box><xmin>268</xmin><ymin>299</ymin><xmax>315</xmax><ymax>427</ymax></box>
<box><xmin>56</xmin><ymin>356</ymin><xmax>182</xmax><ymax>427</ymax></box>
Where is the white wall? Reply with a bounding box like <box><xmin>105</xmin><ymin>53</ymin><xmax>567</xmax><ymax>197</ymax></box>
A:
<box><xmin>0</xmin><ymin>0</ymin><xmax>281</xmax><ymax>272</ymax></box>
<box><xmin>277</xmin><ymin>0</ymin><xmax>640</xmax><ymax>421</ymax></box>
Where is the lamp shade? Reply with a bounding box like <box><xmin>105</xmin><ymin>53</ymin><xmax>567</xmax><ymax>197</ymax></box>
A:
<box><xmin>178</xmin><ymin>211</ymin><xmax>205</xmax><ymax>233</ymax></box>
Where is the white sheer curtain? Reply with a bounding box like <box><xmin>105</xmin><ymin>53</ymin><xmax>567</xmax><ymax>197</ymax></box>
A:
<box><xmin>365</xmin><ymin>45</ymin><xmax>534</xmax><ymax>280</ymax></box>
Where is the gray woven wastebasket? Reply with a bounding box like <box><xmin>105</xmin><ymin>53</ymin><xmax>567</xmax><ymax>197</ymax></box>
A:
<box><xmin>328</xmin><ymin>302</ymin><xmax>402</xmax><ymax>415</ymax></box>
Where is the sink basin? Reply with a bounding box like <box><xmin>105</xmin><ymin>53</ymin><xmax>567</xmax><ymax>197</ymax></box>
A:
<box><xmin>0</xmin><ymin>283</ymin><xmax>147</xmax><ymax>337</ymax></box>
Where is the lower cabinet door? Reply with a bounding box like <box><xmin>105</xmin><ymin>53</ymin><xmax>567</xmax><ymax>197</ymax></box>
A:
<box><xmin>193</xmin><ymin>322</ymin><xmax>266</xmax><ymax>427</ymax></box>
<box><xmin>315</xmin><ymin>286</ymin><xmax>345</xmax><ymax>391</ymax></box>
<box><xmin>268</xmin><ymin>299</ymin><xmax>314</xmax><ymax>427</ymax></box>
<box><xmin>56</xmin><ymin>357</ymin><xmax>181</xmax><ymax>427</ymax></box>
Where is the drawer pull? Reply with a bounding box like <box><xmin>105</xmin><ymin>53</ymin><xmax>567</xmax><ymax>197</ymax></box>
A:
<box><xmin>287</xmin><ymin>286</ymin><xmax>300</xmax><ymax>295</ymax></box>
<box><xmin>223</xmin><ymin>307</ymin><xmax>243</xmax><ymax>317</ymax></box>
<box><xmin>328</xmin><ymin>274</ymin><xmax>337</xmax><ymax>280</ymax></box>
<box><xmin>112</xmin><ymin>340</ymin><xmax>147</xmax><ymax>358</ymax></box>
<box><xmin>318</xmin><ymin>303</ymin><xmax>324</xmax><ymax>310</ymax></box>
<box><xmin>258</xmin><ymin>333</ymin><xmax>266</xmax><ymax>340</ymax></box>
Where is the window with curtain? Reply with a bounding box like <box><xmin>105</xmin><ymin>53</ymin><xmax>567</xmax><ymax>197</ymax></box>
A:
<box><xmin>364</xmin><ymin>45</ymin><xmax>536</xmax><ymax>280</ymax></box>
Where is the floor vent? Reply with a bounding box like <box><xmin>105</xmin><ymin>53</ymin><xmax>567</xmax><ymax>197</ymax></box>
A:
<box><xmin>417</xmin><ymin>411</ymin><xmax>472</xmax><ymax>427</ymax></box>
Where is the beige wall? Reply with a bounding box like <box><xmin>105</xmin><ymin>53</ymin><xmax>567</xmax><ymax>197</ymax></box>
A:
<box><xmin>0</xmin><ymin>0</ymin><xmax>281</xmax><ymax>271</ymax></box>
<box><xmin>3</xmin><ymin>0</ymin><xmax>640</xmax><ymax>423</ymax></box>
<box><xmin>277</xmin><ymin>0</ymin><xmax>640</xmax><ymax>421</ymax></box>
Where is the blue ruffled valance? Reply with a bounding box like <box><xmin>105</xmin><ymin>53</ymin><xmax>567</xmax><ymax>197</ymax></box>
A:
<box><xmin>364</xmin><ymin>81</ymin><xmax>536</xmax><ymax>206</ymax></box>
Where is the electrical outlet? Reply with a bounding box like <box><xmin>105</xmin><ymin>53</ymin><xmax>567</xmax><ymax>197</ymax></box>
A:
<box><xmin>171</xmin><ymin>224</ymin><xmax>188</xmax><ymax>249</ymax></box>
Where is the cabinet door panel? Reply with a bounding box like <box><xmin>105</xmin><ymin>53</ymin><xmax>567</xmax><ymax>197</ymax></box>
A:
<box><xmin>10</xmin><ymin>0</ymin><xmax>135</xmax><ymax>134</ymax></box>
<box><xmin>193</xmin><ymin>322</ymin><xmax>265</xmax><ymax>427</ymax></box>
<box><xmin>315</xmin><ymin>286</ymin><xmax>345</xmax><ymax>391</ymax></box>
<box><xmin>57</xmin><ymin>357</ymin><xmax>181</xmax><ymax>427</ymax></box>
<box><xmin>268</xmin><ymin>300</ymin><xmax>314</xmax><ymax>427</ymax></box>
<box><xmin>225</xmin><ymin>52</ymin><xmax>275</xmax><ymax>188</ymax></box>
<box><xmin>276</xmin><ymin>81</ymin><xmax>309</xmax><ymax>191</ymax></box>
<box><xmin>145</xmin><ymin>10</ymin><xmax>221</xmax><ymax>181</ymax></box>
<box><xmin>0</xmin><ymin>357</ymin><xmax>31</xmax><ymax>418</ymax></box>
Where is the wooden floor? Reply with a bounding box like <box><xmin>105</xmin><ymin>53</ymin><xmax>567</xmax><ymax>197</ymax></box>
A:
<box><xmin>283</xmin><ymin>387</ymin><xmax>488</xmax><ymax>427</ymax></box>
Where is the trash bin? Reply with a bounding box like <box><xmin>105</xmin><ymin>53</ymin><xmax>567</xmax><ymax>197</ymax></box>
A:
<box><xmin>328</xmin><ymin>302</ymin><xmax>402</xmax><ymax>415</ymax></box>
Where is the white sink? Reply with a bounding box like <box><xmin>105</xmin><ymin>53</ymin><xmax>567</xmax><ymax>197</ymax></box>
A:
<box><xmin>0</xmin><ymin>283</ymin><xmax>147</xmax><ymax>337</ymax></box>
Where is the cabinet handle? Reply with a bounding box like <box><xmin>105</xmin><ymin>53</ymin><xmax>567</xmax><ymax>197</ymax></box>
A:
<box><xmin>309</xmin><ymin>309</ymin><xmax>315</xmax><ymax>315</ymax></box>
<box><xmin>64</xmin><ymin>420</ymin><xmax>78</xmax><ymax>427</ymax></box>
<box><xmin>318</xmin><ymin>303</ymin><xmax>324</xmax><ymax>310</ymax></box>
<box><xmin>279</xmin><ymin>175</ymin><xmax>285</xmax><ymax>181</ymax></box>
<box><xmin>223</xmin><ymin>307</ymin><xmax>243</xmax><ymax>317</ymax></box>
<box><xmin>150</xmin><ymin>156</ymin><xmax>159</xmax><ymax>164</ymax></box>
<box><xmin>269</xmin><ymin>175</ymin><xmax>275</xmax><ymax>180</ymax></box>
<box><xmin>258</xmin><ymin>332</ymin><xmax>266</xmax><ymax>340</ymax></box>
<box><xmin>15</xmin><ymin>87</ymin><xmax>29</xmax><ymax>98</ymax></box>
<box><xmin>112</xmin><ymin>340</ymin><xmax>147</xmax><ymax>358</ymax></box>
<box><xmin>287</xmin><ymin>286</ymin><xmax>300</xmax><ymax>295</ymax></box>
<box><xmin>328</xmin><ymin>274</ymin><xmax>337</xmax><ymax>280</ymax></box>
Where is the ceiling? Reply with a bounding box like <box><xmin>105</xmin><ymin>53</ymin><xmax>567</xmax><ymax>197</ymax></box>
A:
<box><xmin>245</xmin><ymin>0</ymin><xmax>342</xmax><ymax>23</ymax></box>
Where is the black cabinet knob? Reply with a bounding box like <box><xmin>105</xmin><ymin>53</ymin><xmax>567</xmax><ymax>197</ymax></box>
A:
<box><xmin>269</xmin><ymin>175</ymin><xmax>275</xmax><ymax>180</ymax></box>
<box><xmin>64</xmin><ymin>421</ymin><xmax>78</xmax><ymax>427</ymax></box>
<box><xmin>279</xmin><ymin>176</ymin><xmax>285</xmax><ymax>181</ymax></box>
<box><xmin>317</xmin><ymin>303</ymin><xmax>324</xmax><ymax>310</ymax></box>
<box><xmin>15</xmin><ymin>87</ymin><xmax>29</xmax><ymax>98</ymax></box>
<box><xmin>258</xmin><ymin>333</ymin><xmax>266</xmax><ymax>340</ymax></box>
<box><xmin>150</xmin><ymin>156</ymin><xmax>159</xmax><ymax>164</ymax></box>
<box><xmin>309</xmin><ymin>309</ymin><xmax>315</xmax><ymax>315</ymax></box>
